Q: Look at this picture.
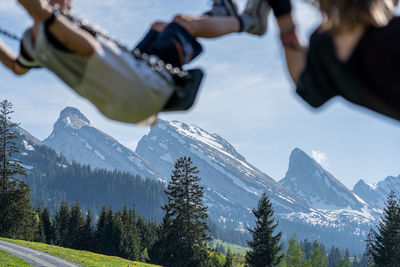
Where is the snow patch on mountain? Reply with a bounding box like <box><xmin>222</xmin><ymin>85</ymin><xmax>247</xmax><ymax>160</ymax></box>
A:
<box><xmin>23</xmin><ymin>140</ymin><xmax>35</xmax><ymax>151</ymax></box>
<box><xmin>284</xmin><ymin>206</ymin><xmax>377</xmax><ymax>229</ymax></box>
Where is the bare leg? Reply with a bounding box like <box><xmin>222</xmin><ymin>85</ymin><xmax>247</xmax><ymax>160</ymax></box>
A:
<box><xmin>172</xmin><ymin>14</ymin><xmax>240</xmax><ymax>38</ymax></box>
<box><xmin>151</xmin><ymin>21</ymin><xmax>168</xmax><ymax>32</ymax></box>
<box><xmin>18</xmin><ymin>0</ymin><xmax>99</xmax><ymax>56</ymax></box>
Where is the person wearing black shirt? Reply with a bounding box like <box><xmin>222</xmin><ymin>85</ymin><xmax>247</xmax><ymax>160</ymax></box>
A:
<box><xmin>268</xmin><ymin>0</ymin><xmax>400</xmax><ymax>122</ymax></box>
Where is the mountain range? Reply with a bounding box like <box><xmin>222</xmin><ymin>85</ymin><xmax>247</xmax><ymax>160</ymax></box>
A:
<box><xmin>15</xmin><ymin>107</ymin><xmax>399</xmax><ymax>253</ymax></box>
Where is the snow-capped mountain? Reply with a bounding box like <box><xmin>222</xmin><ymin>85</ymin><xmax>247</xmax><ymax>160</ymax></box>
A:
<box><xmin>43</xmin><ymin>107</ymin><xmax>159</xmax><ymax>180</ymax></box>
<box><xmin>135</xmin><ymin>120</ymin><xmax>309</xmax><ymax>229</ymax></box>
<box><xmin>279</xmin><ymin>148</ymin><xmax>366</xmax><ymax>210</ymax></box>
<box><xmin>353</xmin><ymin>175</ymin><xmax>400</xmax><ymax>210</ymax></box>
<box><xmin>278</xmin><ymin>148</ymin><xmax>381</xmax><ymax>245</ymax></box>
<box><xmin>28</xmin><ymin>107</ymin><xmax>395</xmax><ymax>253</ymax></box>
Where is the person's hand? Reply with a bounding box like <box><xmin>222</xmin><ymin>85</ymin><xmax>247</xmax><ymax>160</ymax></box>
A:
<box><xmin>17</xmin><ymin>0</ymin><xmax>52</xmax><ymax>22</ymax></box>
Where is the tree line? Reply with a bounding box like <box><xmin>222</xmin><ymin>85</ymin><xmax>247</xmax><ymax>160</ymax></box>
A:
<box><xmin>35</xmin><ymin>201</ymin><xmax>157</xmax><ymax>262</ymax></box>
<box><xmin>24</xmin><ymin>145</ymin><xmax>167</xmax><ymax>221</ymax></box>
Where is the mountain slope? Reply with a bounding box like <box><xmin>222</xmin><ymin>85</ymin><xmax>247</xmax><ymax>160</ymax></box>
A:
<box><xmin>135</xmin><ymin>120</ymin><xmax>309</xmax><ymax>230</ymax></box>
<box><xmin>353</xmin><ymin>175</ymin><xmax>400</xmax><ymax>210</ymax></box>
<box><xmin>12</xmin><ymin>124</ymin><xmax>167</xmax><ymax>221</ymax></box>
<box><xmin>43</xmin><ymin>107</ymin><xmax>159</xmax><ymax>180</ymax></box>
<box><xmin>279</xmin><ymin>148</ymin><xmax>365</xmax><ymax>210</ymax></box>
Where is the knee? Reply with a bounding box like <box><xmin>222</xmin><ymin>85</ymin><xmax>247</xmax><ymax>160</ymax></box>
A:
<box><xmin>151</xmin><ymin>21</ymin><xmax>168</xmax><ymax>32</ymax></box>
<box><xmin>172</xmin><ymin>14</ymin><xmax>195</xmax><ymax>34</ymax></box>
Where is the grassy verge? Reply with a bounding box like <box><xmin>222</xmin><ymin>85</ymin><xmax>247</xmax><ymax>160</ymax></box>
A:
<box><xmin>0</xmin><ymin>249</ymin><xmax>32</xmax><ymax>266</ymax></box>
<box><xmin>210</xmin><ymin>239</ymin><xmax>249</xmax><ymax>255</ymax></box>
<box><xmin>0</xmin><ymin>238</ymin><xmax>158</xmax><ymax>267</ymax></box>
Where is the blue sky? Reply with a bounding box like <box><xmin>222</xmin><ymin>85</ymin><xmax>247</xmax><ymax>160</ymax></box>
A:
<box><xmin>0</xmin><ymin>0</ymin><xmax>399</xmax><ymax>189</ymax></box>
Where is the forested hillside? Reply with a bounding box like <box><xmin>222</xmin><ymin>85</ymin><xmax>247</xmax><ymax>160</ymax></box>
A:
<box><xmin>16</xmin><ymin>138</ymin><xmax>167</xmax><ymax>221</ymax></box>
<box><xmin>14</xmin><ymin>130</ymin><xmax>249</xmax><ymax>246</ymax></box>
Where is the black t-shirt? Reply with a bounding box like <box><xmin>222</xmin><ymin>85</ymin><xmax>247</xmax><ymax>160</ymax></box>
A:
<box><xmin>297</xmin><ymin>17</ymin><xmax>400</xmax><ymax>121</ymax></box>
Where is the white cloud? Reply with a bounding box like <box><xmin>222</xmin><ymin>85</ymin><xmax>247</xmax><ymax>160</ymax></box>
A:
<box><xmin>312</xmin><ymin>150</ymin><xmax>329</xmax><ymax>168</ymax></box>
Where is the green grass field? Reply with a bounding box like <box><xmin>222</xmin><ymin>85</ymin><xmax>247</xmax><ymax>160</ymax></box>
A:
<box><xmin>0</xmin><ymin>238</ymin><xmax>158</xmax><ymax>267</ymax></box>
<box><xmin>0</xmin><ymin>249</ymin><xmax>32</xmax><ymax>267</ymax></box>
<box><xmin>210</xmin><ymin>239</ymin><xmax>249</xmax><ymax>255</ymax></box>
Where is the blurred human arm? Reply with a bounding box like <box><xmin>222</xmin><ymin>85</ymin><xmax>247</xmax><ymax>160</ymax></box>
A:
<box><xmin>276</xmin><ymin>13</ymin><xmax>306</xmax><ymax>83</ymax></box>
<box><xmin>0</xmin><ymin>39</ymin><xmax>30</xmax><ymax>75</ymax></box>
<box><xmin>267</xmin><ymin>0</ymin><xmax>306</xmax><ymax>83</ymax></box>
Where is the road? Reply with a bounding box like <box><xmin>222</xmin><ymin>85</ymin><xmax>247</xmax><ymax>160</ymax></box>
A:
<box><xmin>0</xmin><ymin>240</ymin><xmax>81</xmax><ymax>267</ymax></box>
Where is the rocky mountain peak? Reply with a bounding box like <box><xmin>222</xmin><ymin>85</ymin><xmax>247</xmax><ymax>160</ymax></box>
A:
<box><xmin>43</xmin><ymin>107</ymin><xmax>159</xmax><ymax>180</ymax></box>
<box><xmin>59</xmin><ymin>107</ymin><xmax>90</xmax><ymax>127</ymax></box>
<box><xmin>352</xmin><ymin>176</ymin><xmax>400</xmax><ymax>210</ymax></box>
<box><xmin>280</xmin><ymin>148</ymin><xmax>364</xmax><ymax>210</ymax></box>
<box><xmin>353</xmin><ymin>179</ymin><xmax>376</xmax><ymax>191</ymax></box>
<box><xmin>288</xmin><ymin>148</ymin><xmax>317</xmax><ymax>173</ymax></box>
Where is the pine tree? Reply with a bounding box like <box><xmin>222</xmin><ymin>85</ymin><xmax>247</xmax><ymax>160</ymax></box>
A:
<box><xmin>119</xmin><ymin>206</ymin><xmax>141</xmax><ymax>261</ymax></box>
<box><xmin>328</xmin><ymin>246</ymin><xmax>340</xmax><ymax>267</ymax></box>
<box><xmin>95</xmin><ymin>205</ymin><xmax>108</xmax><ymax>254</ymax></box>
<box><xmin>246</xmin><ymin>192</ymin><xmax>283</xmax><ymax>267</ymax></box>
<box><xmin>67</xmin><ymin>200</ymin><xmax>85</xmax><ymax>249</ymax></box>
<box><xmin>137</xmin><ymin>213</ymin><xmax>156</xmax><ymax>258</ymax></box>
<box><xmin>301</xmin><ymin>239</ymin><xmax>313</xmax><ymax>260</ymax></box>
<box><xmin>209</xmin><ymin>249</ymin><xmax>225</xmax><ymax>267</ymax></box>
<box><xmin>344</xmin><ymin>249</ymin><xmax>350</xmax><ymax>260</ymax></box>
<box><xmin>367</xmin><ymin>191</ymin><xmax>400</xmax><ymax>266</ymax></box>
<box><xmin>80</xmin><ymin>210</ymin><xmax>94</xmax><ymax>251</ymax></box>
<box><xmin>337</xmin><ymin>257</ymin><xmax>351</xmax><ymax>267</ymax></box>
<box><xmin>150</xmin><ymin>213</ymin><xmax>175</xmax><ymax>264</ymax></box>
<box><xmin>54</xmin><ymin>200</ymin><xmax>70</xmax><ymax>246</ymax></box>
<box><xmin>112</xmin><ymin>210</ymin><xmax>123</xmax><ymax>256</ymax></box>
<box><xmin>355</xmin><ymin>251</ymin><xmax>372</xmax><ymax>267</ymax></box>
<box><xmin>224</xmin><ymin>248</ymin><xmax>234</xmax><ymax>267</ymax></box>
<box><xmin>0</xmin><ymin>100</ymin><xmax>35</xmax><ymax>240</ymax></box>
<box><xmin>35</xmin><ymin>206</ymin><xmax>46</xmax><ymax>243</ymax></box>
<box><xmin>286</xmin><ymin>233</ymin><xmax>306</xmax><ymax>267</ymax></box>
<box><xmin>151</xmin><ymin>157</ymin><xmax>210</xmax><ymax>266</ymax></box>
<box><xmin>104</xmin><ymin>207</ymin><xmax>116</xmax><ymax>255</ymax></box>
<box><xmin>307</xmin><ymin>241</ymin><xmax>328</xmax><ymax>267</ymax></box>
<box><xmin>41</xmin><ymin>207</ymin><xmax>54</xmax><ymax>244</ymax></box>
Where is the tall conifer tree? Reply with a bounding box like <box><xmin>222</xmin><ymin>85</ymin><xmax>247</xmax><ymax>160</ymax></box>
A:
<box><xmin>307</xmin><ymin>241</ymin><xmax>328</xmax><ymax>267</ymax></box>
<box><xmin>246</xmin><ymin>192</ymin><xmax>283</xmax><ymax>267</ymax></box>
<box><xmin>367</xmin><ymin>191</ymin><xmax>400</xmax><ymax>266</ymax></box>
<box><xmin>328</xmin><ymin>246</ymin><xmax>340</xmax><ymax>267</ymax></box>
<box><xmin>54</xmin><ymin>200</ymin><xmax>70</xmax><ymax>246</ymax></box>
<box><xmin>152</xmin><ymin>157</ymin><xmax>210</xmax><ymax>266</ymax></box>
<box><xmin>95</xmin><ymin>205</ymin><xmax>108</xmax><ymax>254</ymax></box>
<box><xmin>41</xmin><ymin>207</ymin><xmax>54</xmax><ymax>244</ymax></box>
<box><xmin>68</xmin><ymin>200</ymin><xmax>85</xmax><ymax>249</ymax></box>
<box><xmin>35</xmin><ymin>206</ymin><xmax>46</xmax><ymax>243</ymax></box>
<box><xmin>0</xmin><ymin>100</ymin><xmax>35</xmax><ymax>239</ymax></box>
<box><xmin>80</xmin><ymin>209</ymin><xmax>94</xmax><ymax>251</ymax></box>
<box><xmin>120</xmin><ymin>206</ymin><xmax>141</xmax><ymax>261</ymax></box>
<box><xmin>286</xmin><ymin>233</ymin><xmax>306</xmax><ymax>267</ymax></box>
<box><xmin>224</xmin><ymin>249</ymin><xmax>234</xmax><ymax>267</ymax></box>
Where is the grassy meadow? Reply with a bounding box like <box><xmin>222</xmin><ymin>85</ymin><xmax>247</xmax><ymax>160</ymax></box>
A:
<box><xmin>0</xmin><ymin>238</ymin><xmax>159</xmax><ymax>267</ymax></box>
